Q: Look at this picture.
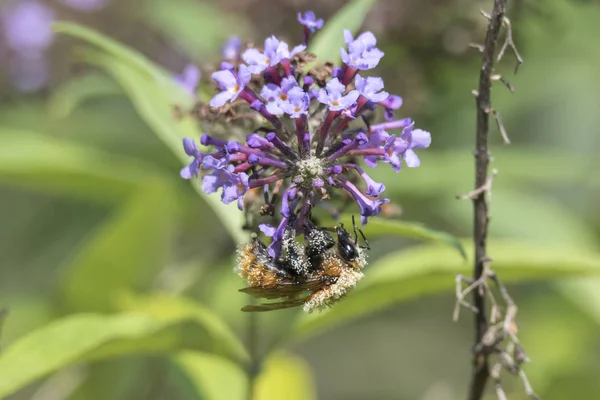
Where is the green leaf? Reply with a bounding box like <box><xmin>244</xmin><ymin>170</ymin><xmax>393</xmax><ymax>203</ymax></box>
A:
<box><xmin>140</xmin><ymin>0</ymin><xmax>251</xmax><ymax>58</ymax></box>
<box><xmin>309</xmin><ymin>0</ymin><xmax>377</xmax><ymax>65</ymax></box>
<box><xmin>370</xmin><ymin>148</ymin><xmax>600</xmax><ymax>198</ymax></box>
<box><xmin>172</xmin><ymin>351</ymin><xmax>247</xmax><ymax>400</ymax></box>
<box><xmin>115</xmin><ymin>293</ymin><xmax>247</xmax><ymax>363</ymax></box>
<box><xmin>515</xmin><ymin>289</ymin><xmax>598</xmax><ymax>393</ymax></box>
<box><xmin>254</xmin><ymin>352</ymin><xmax>316</xmax><ymax>400</ymax></box>
<box><xmin>172</xmin><ymin>351</ymin><xmax>314</xmax><ymax>400</ymax></box>
<box><xmin>76</xmin><ymin>49</ymin><xmax>193</xmax><ymax>159</ymax></box>
<box><xmin>289</xmin><ymin>239</ymin><xmax>600</xmax><ymax>343</ymax></box>
<box><xmin>334</xmin><ymin>214</ymin><xmax>465</xmax><ymax>258</ymax></box>
<box><xmin>0</xmin><ymin>305</ymin><xmax>246</xmax><ymax>398</ymax></box>
<box><xmin>0</xmin><ymin>308</ymin><xmax>8</xmax><ymax>350</ymax></box>
<box><xmin>48</xmin><ymin>73</ymin><xmax>123</xmax><ymax>119</ymax></box>
<box><xmin>59</xmin><ymin>185</ymin><xmax>175</xmax><ymax>312</ymax></box>
<box><xmin>82</xmin><ymin>50</ymin><xmax>247</xmax><ymax>244</ymax></box>
<box><xmin>438</xmin><ymin>189</ymin><xmax>598</xmax><ymax>249</ymax></box>
<box><xmin>54</xmin><ymin>22</ymin><xmax>246</xmax><ymax>243</ymax></box>
<box><xmin>69</xmin><ymin>358</ymin><xmax>146</xmax><ymax>400</ymax></box>
<box><xmin>52</xmin><ymin>22</ymin><xmax>177</xmax><ymax>90</ymax></box>
<box><xmin>559</xmin><ymin>278</ymin><xmax>600</xmax><ymax>326</ymax></box>
<box><xmin>0</xmin><ymin>295</ymin><xmax>55</xmax><ymax>349</ymax></box>
<box><xmin>0</xmin><ymin>128</ymin><xmax>155</xmax><ymax>203</ymax></box>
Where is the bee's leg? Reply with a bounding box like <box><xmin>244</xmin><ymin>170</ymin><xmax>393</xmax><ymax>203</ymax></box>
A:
<box><xmin>352</xmin><ymin>215</ymin><xmax>370</xmax><ymax>250</ymax></box>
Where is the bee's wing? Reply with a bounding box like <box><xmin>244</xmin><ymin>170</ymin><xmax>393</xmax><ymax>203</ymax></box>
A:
<box><xmin>239</xmin><ymin>279</ymin><xmax>327</xmax><ymax>300</ymax></box>
<box><xmin>241</xmin><ymin>297</ymin><xmax>307</xmax><ymax>312</ymax></box>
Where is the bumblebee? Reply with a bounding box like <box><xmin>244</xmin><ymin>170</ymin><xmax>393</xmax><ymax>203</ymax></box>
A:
<box><xmin>235</xmin><ymin>217</ymin><xmax>369</xmax><ymax>313</ymax></box>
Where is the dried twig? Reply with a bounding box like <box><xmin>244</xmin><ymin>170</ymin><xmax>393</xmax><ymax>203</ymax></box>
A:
<box><xmin>497</xmin><ymin>16</ymin><xmax>524</xmax><ymax>73</ymax></box>
<box><xmin>468</xmin><ymin>1</ymin><xmax>508</xmax><ymax>399</ymax></box>
<box><xmin>457</xmin><ymin>169</ymin><xmax>498</xmax><ymax>200</ymax></box>
<box><xmin>492</xmin><ymin>110</ymin><xmax>511</xmax><ymax>144</ymax></box>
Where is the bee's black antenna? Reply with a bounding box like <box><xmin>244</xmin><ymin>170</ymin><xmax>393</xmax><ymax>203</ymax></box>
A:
<box><xmin>352</xmin><ymin>215</ymin><xmax>370</xmax><ymax>250</ymax></box>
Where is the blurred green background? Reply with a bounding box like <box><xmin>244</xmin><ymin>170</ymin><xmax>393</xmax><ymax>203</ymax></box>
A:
<box><xmin>1</xmin><ymin>0</ymin><xmax>600</xmax><ymax>399</ymax></box>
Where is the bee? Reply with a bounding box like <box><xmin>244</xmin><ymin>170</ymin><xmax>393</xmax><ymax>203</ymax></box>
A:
<box><xmin>235</xmin><ymin>217</ymin><xmax>369</xmax><ymax>313</ymax></box>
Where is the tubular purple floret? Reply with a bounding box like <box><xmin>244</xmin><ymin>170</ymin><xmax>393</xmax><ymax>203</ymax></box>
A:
<box><xmin>335</xmin><ymin>175</ymin><xmax>389</xmax><ymax>226</ymax></box>
<box><xmin>342</xmin><ymin>163</ymin><xmax>386</xmax><ymax>197</ymax></box>
<box><xmin>315</xmin><ymin>110</ymin><xmax>339</xmax><ymax>150</ymax></box>
<box><xmin>248</xmin><ymin>173</ymin><xmax>285</xmax><ymax>189</ymax></box>
<box><xmin>302</xmin><ymin>76</ymin><xmax>314</xmax><ymax>92</ymax></box>
<box><xmin>226</xmin><ymin>141</ymin><xmax>285</xmax><ymax>164</ymax></box>
<box><xmin>294</xmin><ymin>193</ymin><xmax>314</xmax><ymax>232</ymax></box>
<box><xmin>268</xmin><ymin>216</ymin><xmax>289</xmax><ymax>258</ymax></box>
<box><xmin>295</xmin><ymin>115</ymin><xmax>311</xmax><ymax>153</ymax></box>
<box><xmin>327</xmin><ymin>165</ymin><xmax>343</xmax><ymax>175</ymax></box>
<box><xmin>325</xmin><ymin>132</ymin><xmax>368</xmax><ymax>163</ymax></box>
<box><xmin>266</xmin><ymin>66</ymin><xmax>282</xmax><ymax>85</ymax></box>
<box><xmin>201</xmin><ymin>133</ymin><xmax>228</xmax><ymax>148</ymax></box>
<box><xmin>370</xmin><ymin>117</ymin><xmax>413</xmax><ymax>132</ymax></box>
<box><xmin>246</xmin><ymin>133</ymin><xmax>275</xmax><ymax>150</ymax></box>
<box><xmin>247</xmin><ymin>154</ymin><xmax>288</xmax><ymax>169</ymax></box>
<box><xmin>265</xmin><ymin>131</ymin><xmax>298</xmax><ymax>160</ymax></box>
<box><xmin>340</xmin><ymin>64</ymin><xmax>358</xmax><ymax>86</ymax></box>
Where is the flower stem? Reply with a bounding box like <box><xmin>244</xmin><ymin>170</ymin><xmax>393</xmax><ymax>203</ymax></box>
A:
<box><xmin>468</xmin><ymin>1</ymin><xmax>507</xmax><ymax>399</ymax></box>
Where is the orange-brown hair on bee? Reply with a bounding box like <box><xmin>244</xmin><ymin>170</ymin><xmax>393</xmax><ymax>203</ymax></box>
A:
<box><xmin>235</xmin><ymin>218</ymin><xmax>369</xmax><ymax>313</ymax></box>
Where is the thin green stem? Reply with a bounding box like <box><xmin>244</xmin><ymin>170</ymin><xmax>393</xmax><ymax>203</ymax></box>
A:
<box><xmin>245</xmin><ymin>307</ymin><xmax>260</xmax><ymax>400</ymax></box>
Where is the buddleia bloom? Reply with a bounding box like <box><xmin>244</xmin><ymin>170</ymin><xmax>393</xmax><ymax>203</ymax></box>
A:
<box><xmin>180</xmin><ymin>11</ymin><xmax>431</xmax><ymax>257</ymax></box>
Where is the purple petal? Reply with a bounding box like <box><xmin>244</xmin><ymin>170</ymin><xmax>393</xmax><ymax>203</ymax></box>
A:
<box><xmin>180</xmin><ymin>159</ymin><xmax>200</xmax><ymax>179</ymax></box>
<box><xmin>355</xmin><ymin>31</ymin><xmax>377</xmax><ymax>48</ymax></box>
<box><xmin>264</xmin><ymin>36</ymin><xmax>280</xmax><ymax>54</ymax></box>
<box><xmin>268</xmin><ymin>217</ymin><xmax>289</xmax><ymax>258</ymax></box>
<box><xmin>369</xmin><ymin>91</ymin><xmax>389</xmax><ymax>103</ymax></box>
<box><xmin>202</xmin><ymin>174</ymin><xmax>220</xmax><ymax>194</ymax></box>
<box><xmin>381</xmin><ymin>95</ymin><xmax>403</xmax><ymax>110</ymax></box>
<box><xmin>326</xmin><ymin>78</ymin><xmax>345</xmax><ymax>95</ymax></box>
<box><xmin>403</xmin><ymin>149</ymin><xmax>420</xmax><ymax>168</ymax></box>
<box><xmin>202</xmin><ymin>155</ymin><xmax>226</xmax><ymax>170</ymax></box>
<box><xmin>237</xmin><ymin>64</ymin><xmax>252</xmax><ymax>86</ymax></box>
<box><xmin>338</xmin><ymin>90</ymin><xmax>359</xmax><ymax>109</ymax></box>
<box><xmin>259</xmin><ymin>224</ymin><xmax>276</xmax><ymax>237</ymax></box>
<box><xmin>222</xmin><ymin>36</ymin><xmax>241</xmax><ymax>60</ymax></box>
<box><xmin>261</xmin><ymin>83</ymin><xmax>281</xmax><ymax>101</ymax></box>
<box><xmin>280</xmin><ymin>76</ymin><xmax>299</xmax><ymax>93</ymax></box>
<box><xmin>182</xmin><ymin>137</ymin><xmax>200</xmax><ymax>156</ymax></box>
<box><xmin>290</xmin><ymin>44</ymin><xmax>306</xmax><ymax>57</ymax></box>
<box><xmin>266</xmin><ymin>101</ymin><xmax>284</xmax><ymax>115</ymax></box>
<box><xmin>317</xmin><ymin>88</ymin><xmax>330</xmax><ymax>104</ymax></box>
<box><xmin>176</xmin><ymin>64</ymin><xmax>200</xmax><ymax>95</ymax></box>
<box><xmin>210</xmin><ymin>91</ymin><xmax>233</xmax><ymax>108</ymax></box>
<box><xmin>340</xmin><ymin>48</ymin><xmax>351</xmax><ymax>65</ymax></box>
<box><xmin>343</xmin><ymin>29</ymin><xmax>354</xmax><ymax>45</ymax></box>
<box><xmin>410</xmin><ymin>129</ymin><xmax>432</xmax><ymax>149</ymax></box>
<box><xmin>211</xmin><ymin>69</ymin><xmax>236</xmax><ymax>90</ymax></box>
<box><xmin>242</xmin><ymin>48</ymin><xmax>266</xmax><ymax>65</ymax></box>
<box><xmin>338</xmin><ymin>178</ymin><xmax>389</xmax><ymax>226</ymax></box>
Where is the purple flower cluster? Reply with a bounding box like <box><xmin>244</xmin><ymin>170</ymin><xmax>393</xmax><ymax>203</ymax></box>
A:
<box><xmin>180</xmin><ymin>12</ymin><xmax>431</xmax><ymax>257</ymax></box>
